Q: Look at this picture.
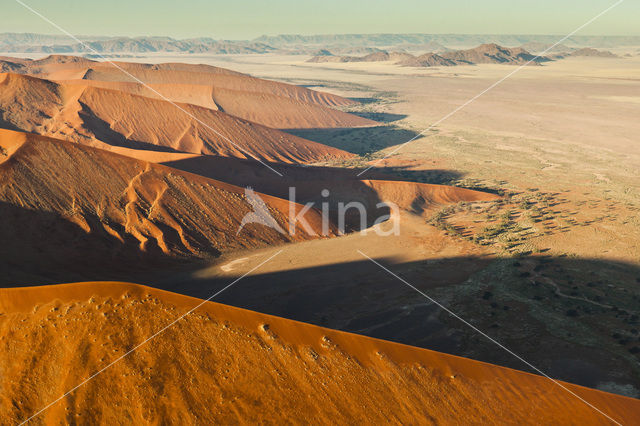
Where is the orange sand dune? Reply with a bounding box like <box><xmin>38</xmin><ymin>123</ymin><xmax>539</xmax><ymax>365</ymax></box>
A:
<box><xmin>61</xmin><ymin>79</ymin><xmax>225</xmax><ymax>111</ymax></box>
<box><xmin>3</xmin><ymin>55</ymin><xmax>375</xmax><ymax>129</ymax></box>
<box><xmin>239</xmin><ymin>177</ymin><xmax>499</xmax><ymax>215</ymax></box>
<box><xmin>0</xmin><ymin>281</ymin><xmax>637</xmax><ymax>424</ymax></box>
<box><xmin>24</xmin><ymin>55</ymin><xmax>245</xmax><ymax>78</ymax></box>
<box><xmin>72</xmin><ymin>60</ymin><xmax>355</xmax><ymax>107</ymax></box>
<box><xmin>0</xmin><ymin>73</ymin><xmax>353</xmax><ymax>163</ymax></box>
<box><xmin>0</xmin><ymin>129</ymin><xmax>327</xmax><ymax>285</ymax></box>
<box><xmin>61</xmin><ymin>78</ymin><xmax>373</xmax><ymax>130</ymax></box>
<box><xmin>60</xmin><ymin>77</ymin><xmax>375</xmax><ymax>129</ymax></box>
<box><xmin>364</xmin><ymin>179</ymin><xmax>499</xmax><ymax>209</ymax></box>
<box><xmin>206</xmin><ymin>86</ymin><xmax>374</xmax><ymax>129</ymax></box>
<box><xmin>2</xmin><ymin>55</ymin><xmax>244</xmax><ymax>80</ymax></box>
<box><xmin>0</xmin><ymin>128</ymin><xmax>496</xmax><ymax>286</ymax></box>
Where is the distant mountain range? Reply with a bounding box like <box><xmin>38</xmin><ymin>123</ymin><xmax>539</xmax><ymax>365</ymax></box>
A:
<box><xmin>307</xmin><ymin>43</ymin><xmax>624</xmax><ymax>67</ymax></box>
<box><xmin>309</xmin><ymin>44</ymin><xmax>554</xmax><ymax>67</ymax></box>
<box><xmin>0</xmin><ymin>34</ymin><xmax>275</xmax><ymax>54</ymax></box>
<box><xmin>560</xmin><ymin>47</ymin><xmax>619</xmax><ymax>58</ymax></box>
<box><xmin>1</xmin><ymin>33</ymin><xmax>638</xmax><ymax>55</ymax></box>
<box><xmin>254</xmin><ymin>34</ymin><xmax>640</xmax><ymax>49</ymax></box>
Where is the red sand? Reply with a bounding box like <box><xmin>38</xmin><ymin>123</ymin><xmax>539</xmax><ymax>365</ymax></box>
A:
<box><xmin>1</xmin><ymin>55</ymin><xmax>377</xmax><ymax>129</ymax></box>
<box><xmin>0</xmin><ymin>281</ymin><xmax>637</xmax><ymax>424</ymax></box>
<box><xmin>0</xmin><ymin>72</ymin><xmax>354</xmax><ymax>163</ymax></box>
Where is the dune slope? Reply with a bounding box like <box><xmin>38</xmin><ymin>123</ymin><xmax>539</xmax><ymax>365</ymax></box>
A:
<box><xmin>0</xmin><ymin>129</ymin><xmax>325</xmax><ymax>285</ymax></box>
<box><xmin>0</xmin><ymin>73</ymin><xmax>353</xmax><ymax>163</ymax></box>
<box><xmin>0</xmin><ymin>282</ymin><xmax>637</xmax><ymax>424</ymax></box>
<box><xmin>60</xmin><ymin>78</ymin><xmax>375</xmax><ymax>129</ymax></box>
<box><xmin>2</xmin><ymin>55</ymin><xmax>376</xmax><ymax>129</ymax></box>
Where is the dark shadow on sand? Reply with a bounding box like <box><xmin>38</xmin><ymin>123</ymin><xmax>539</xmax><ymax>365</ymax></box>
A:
<box><xmin>348</xmin><ymin>97</ymin><xmax>379</xmax><ymax>104</ymax></box>
<box><xmin>161</xmin><ymin>155</ymin><xmax>467</xmax><ymax>196</ymax></box>
<box><xmin>0</xmin><ymin>201</ymin><xmax>207</xmax><ymax>288</ymax></box>
<box><xmin>285</xmin><ymin>125</ymin><xmax>423</xmax><ymax>155</ymax></box>
<box><xmin>149</xmin><ymin>254</ymin><xmax>640</xmax><ymax>396</ymax></box>
<box><xmin>348</xmin><ymin>112</ymin><xmax>407</xmax><ymax>123</ymax></box>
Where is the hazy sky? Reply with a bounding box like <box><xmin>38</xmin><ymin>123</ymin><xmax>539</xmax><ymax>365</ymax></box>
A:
<box><xmin>3</xmin><ymin>0</ymin><xmax>638</xmax><ymax>39</ymax></box>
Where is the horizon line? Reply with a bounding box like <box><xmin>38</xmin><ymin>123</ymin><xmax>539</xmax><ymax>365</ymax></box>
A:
<box><xmin>2</xmin><ymin>31</ymin><xmax>640</xmax><ymax>42</ymax></box>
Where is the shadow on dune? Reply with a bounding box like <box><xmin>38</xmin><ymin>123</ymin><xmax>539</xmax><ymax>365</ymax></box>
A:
<box><xmin>161</xmin><ymin>154</ymin><xmax>465</xmax><ymax>195</ymax></box>
<box><xmin>370</xmin><ymin>166</ymin><xmax>503</xmax><ymax>194</ymax></box>
<box><xmin>0</xmin><ymin>202</ymin><xmax>201</xmax><ymax>287</ymax></box>
<box><xmin>285</xmin><ymin>125</ymin><xmax>423</xmax><ymax>155</ymax></box>
<box><xmin>3</xmin><ymin>145</ymin><xmax>638</xmax><ymax>395</ymax></box>
<box><xmin>0</xmin><ymin>118</ymin><xmax>21</xmax><ymax>132</ymax></box>
<box><xmin>161</xmin><ymin>155</ymin><xmax>469</xmax><ymax>229</ymax></box>
<box><xmin>149</xmin><ymin>254</ymin><xmax>640</xmax><ymax>396</ymax></box>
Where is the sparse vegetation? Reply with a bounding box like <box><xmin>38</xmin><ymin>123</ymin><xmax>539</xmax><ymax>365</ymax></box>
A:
<box><xmin>423</xmin><ymin>186</ymin><xmax>628</xmax><ymax>257</ymax></box>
